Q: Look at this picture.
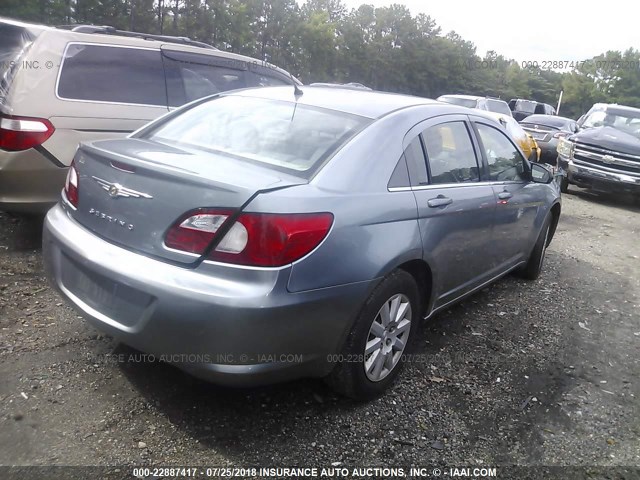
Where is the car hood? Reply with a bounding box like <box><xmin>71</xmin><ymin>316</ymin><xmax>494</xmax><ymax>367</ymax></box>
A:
<box><xmin>570</xmin><ymin>126</ymin><xmax>640</xmax><ymax>155</ymax></box>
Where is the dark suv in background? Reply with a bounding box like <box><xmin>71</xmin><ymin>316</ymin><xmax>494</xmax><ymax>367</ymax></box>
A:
<box><xmin>509</xmin><ymin>98</ymin><xmax>557</xmax><ymax>122</ymax></box>
<box><xmin>557</xmin><ymin>103</ymin><xmax>640</xmax><ymax>196</ymax></box>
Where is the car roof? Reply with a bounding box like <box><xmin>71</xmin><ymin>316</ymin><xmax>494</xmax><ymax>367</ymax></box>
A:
<box><xmin>439</xmin><ymin>94</ymin><xmax>483</xmax><ymax>101</ymax></box>
<box><xmin>592</xmin><ymin>103</ymin><xmax>640</xmax><ymax>114</ymax></box>
<box><xmin>471</xmin><ymin>110</ymin><xmax>512</xmax><ymax>123</ymax></box>
<box><xmin>0</xmin><ymin>17</ymin><xmax>294</xmax><ymax>80</ymax></box>
<box><xmin>227</xmin><ymin>86</ymin><xmax>443</xmax><ymax>119</ymax></box>
<box><xmin>0</xmin><ymin>16</ymin><xmax>50</xmax><ymax>35</ymax></box>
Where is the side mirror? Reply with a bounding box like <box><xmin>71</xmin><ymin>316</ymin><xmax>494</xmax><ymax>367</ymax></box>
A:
<box><xmin>530</xmin><ymin>162</ymin><xmax>553</xmax><ymax>184</ymax></box>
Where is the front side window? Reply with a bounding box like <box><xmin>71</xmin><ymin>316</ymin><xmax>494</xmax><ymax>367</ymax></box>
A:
<box><xmin>476</xmin><ymin>123</ymin><xmax>526</xmax><ymax>182</ymax></box>
<box><xmin>58</xmin><ymin>44</ymin><xmax>166</xmax><ymax>106</ymax></box>
<box><xmin>145</xmin><ymin>95</ymin><xmax>370</xmax><ymax>177</ymax></box>
<box><xmin>422</xmin><ymin>122</ymin><xmax>479</xmax><ymax>184</ymax></box>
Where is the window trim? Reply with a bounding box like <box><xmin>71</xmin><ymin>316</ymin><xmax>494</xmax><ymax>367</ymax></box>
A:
<box><xmin>55</xmin><ymin>42</ymin><xmax>169</xmax><ymax>109</ymax></box>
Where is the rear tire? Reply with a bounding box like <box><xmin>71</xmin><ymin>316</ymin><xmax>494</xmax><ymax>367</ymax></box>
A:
<box><xmin>325</xmin><ymin>270</ymin><xmax>419</xmax><ymax>400</ymax></box>
<box><xmin>518</xmin><ymin>214</ymin><xmax>552</xmax><ymax>281</ymax></box>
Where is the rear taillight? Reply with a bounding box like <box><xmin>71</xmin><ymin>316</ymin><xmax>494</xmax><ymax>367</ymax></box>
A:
<box><xmin>64</xmin><ymin>162</ymin><xmax>79</xmax><ymax>207</ymax></box>
<box><xmin>0</xmin><ymin>115</ymin><xmax>55</xmax><ymax>151</ymax></box>
<box><xmin>165</xmin><ymin>209</ymin><xmax>333</xmax><ymax>267</ymax></box>
<box><xmin>165</xmin><ymin>209</ymin><xmax>234</xmax><ymax>255</ymax></box>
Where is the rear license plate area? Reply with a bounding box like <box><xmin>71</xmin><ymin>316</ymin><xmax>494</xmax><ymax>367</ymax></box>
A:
<box><xmin>60</xmin><ymin>254</ymin><xmax>154</xmax><ymax>327</ymax></box>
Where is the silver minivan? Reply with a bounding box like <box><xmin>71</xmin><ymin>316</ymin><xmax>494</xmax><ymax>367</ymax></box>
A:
<box><xmin>0</xmin><ymin>18</ymin><xmax>297</xmax><ymax>213</ymax></box>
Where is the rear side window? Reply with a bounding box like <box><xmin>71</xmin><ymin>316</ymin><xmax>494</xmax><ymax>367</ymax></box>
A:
<box><xmin>145</xmin><ymin>95</ymin><xmax>371</xmax><ymax>178</ymax></box>
<box><xmin>423</xmin><ymin>122</ymin><xmax>479</xmax><ymax>184</ymax></box>
<box><xmin>403</xmin><ymin>136</ymin><xmax>428</xmax><ymax>186</ymax></box>
<box><xmin>57</xmin><ymin>44</ymin><xmax>167</xmax><ymax>106</ymax></box>
<box><xmin>0</xmin><ymin>23</ymin><xmax>35</xmax><ymax>105</ymax></box>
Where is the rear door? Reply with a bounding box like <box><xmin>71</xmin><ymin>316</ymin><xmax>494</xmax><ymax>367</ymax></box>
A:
<box><xmin>405</xmin><ymin>115</ymin><xmax>497</xmax><ymax>308</ymax></box>
<box><xmin>470</xmin><ymin>118</ymin><xmax>542</xmax><ymax>267</ymax></box>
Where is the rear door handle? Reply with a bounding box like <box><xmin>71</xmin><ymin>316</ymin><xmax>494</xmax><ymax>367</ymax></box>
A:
<box><xmin>427</xmin><ymin>196</ymin><xmax>453</xmax><ymax>208</ymax></box>
<box><xmin>498</xmin><ymin>191</ymin><xmax>513</xmax><ymax>200</ymax></box>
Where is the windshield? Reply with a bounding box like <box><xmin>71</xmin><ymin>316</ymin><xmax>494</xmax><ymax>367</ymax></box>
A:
<box><xmin>0</xmin><ymin>23</ymin><xmax>35</xmax><ymax>106</ymax></box>
<box><xmin>486</xmin><ymin>99</ymin><xmax>512</xmax><ymax>116</ymax></box>
<box><xmin>581</xmin><ymin>109</ymin><xmax>640</xmax><ymax>139</ymax></box>
<box><xmin>145</xmin><ymin>95</ymin><xmax>371</xmax><ymax>176</ymax></box>
<box><xmin>438</xmin><ymin>96</ymin><xmax>478</xmax><ymax>108</ymax></box>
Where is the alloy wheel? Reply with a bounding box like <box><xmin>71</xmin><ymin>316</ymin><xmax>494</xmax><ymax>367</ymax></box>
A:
<box><xmin>363</xmin><ymin>293</ymin><xmax>412</xmax><ymax>382</ymax></box>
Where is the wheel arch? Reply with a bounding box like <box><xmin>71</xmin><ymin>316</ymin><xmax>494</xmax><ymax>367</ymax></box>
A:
<box><xmin>548</xmin><ymin>201</ymin><xmax>561</xmax><ymax>246</ymax></box>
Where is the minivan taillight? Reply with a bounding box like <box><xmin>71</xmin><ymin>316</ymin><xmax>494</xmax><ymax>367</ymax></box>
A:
<box><xmin>165</xmin><ymin>209</ymin><xmax>333</xmax><ymax>267</ymax></box>
<box><xmin>64</xmin><ymin>162</ymin><xmax>79</xmax><ymax>207</ymax></box>
<box><xmin>0</xmin><ymin>115</ymin><xmax>55</xmax><ymax>151</ymax></box>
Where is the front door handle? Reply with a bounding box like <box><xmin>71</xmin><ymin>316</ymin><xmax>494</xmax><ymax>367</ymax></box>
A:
<box><xmin>498</xmin><ymin>191</ymin><xmax>513</xmax><ymax>200</ymax></box>
<box><xmin>427</xmin><ymin>195</ymin><xmax>453</xmax><ymax>208</ymax></box>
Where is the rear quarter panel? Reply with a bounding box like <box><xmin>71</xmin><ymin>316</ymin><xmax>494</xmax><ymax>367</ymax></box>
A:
<box><xmin>248</xmin><ymin>106</ymin><xmax>456</xmax><ymax>293</ymax></box>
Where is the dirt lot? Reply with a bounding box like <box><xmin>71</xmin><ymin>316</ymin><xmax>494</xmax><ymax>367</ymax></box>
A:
<box><xmin>1</xmin><ymin>189</ymin><xmax>639</xmax><ymax>473</ymax></box>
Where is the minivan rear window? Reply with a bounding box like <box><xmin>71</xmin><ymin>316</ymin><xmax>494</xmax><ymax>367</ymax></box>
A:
<box><xmin>57</xmin><ymin>44</ymin><xmax>167</xmax><ymax>106</ymax></box>
<box><xmin>486</xmin><ymin>99</ymin><xmax>512</xmax><ymax>116</ymax></box>
<box><xmin>0</xmin><ymin>23</ymin><xmax>35</xmax><ymax>105</ymax></box>
<box><xmin>144</xmin><ymin>95</ymin><xmax>371</xmax><ymax>177</ymax></box>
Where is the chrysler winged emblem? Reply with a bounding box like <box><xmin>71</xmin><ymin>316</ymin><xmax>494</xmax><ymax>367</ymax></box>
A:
<box><xmin>602</xmin><ymin>155</ymin><xmax>616</xmax><ymax>165</ymax></box>
<box><xmin>92</xmin><ymin>176</ymin><xmax>153</xmax><ymax>199</ymax></box>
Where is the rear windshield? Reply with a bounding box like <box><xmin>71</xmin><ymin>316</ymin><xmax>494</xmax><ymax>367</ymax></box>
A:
<box><xmin>0</xmin><ymin>23</ymin><xmax>35</xmax><ymax>105</ymax></box>
<box><xmin>514</xmin><ymin>99</ymin><xmax>537</xmax><ymax>113</ymax></box>
<box><xmin>439</xmin><ymin>96</ymin><xmax>477</xmax><ymax>108</ymax></box>
<box><xmin>144</xmin><ymin>95</ymin><xmax>371</xmax><ymax>177</ymax></box>
<box><xmin>486</xmin><ymin>99</ymin><xmax>512</xmax><ymax>116</ymax></box>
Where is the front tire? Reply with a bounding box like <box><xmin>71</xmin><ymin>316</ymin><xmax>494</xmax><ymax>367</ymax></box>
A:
<box><xmin>326</xmin><ymin>270</ymin><xmax>419</xmax><ymax>400</ymax></box>
<box><xmin>518</xmin><ymin>214</ymin><xmax>552</xmax><ymax>280</ymax></box>
<box><xmin>560</xmin><ymin>176</ymin><xmax>569</xmax><ymax>194</ymax></box>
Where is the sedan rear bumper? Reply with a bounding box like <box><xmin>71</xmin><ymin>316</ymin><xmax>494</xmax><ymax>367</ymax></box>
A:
<box><xmin>43</xmin><ymin>204</ymin><xmax>373</xmax><ymax>386</ymax></box>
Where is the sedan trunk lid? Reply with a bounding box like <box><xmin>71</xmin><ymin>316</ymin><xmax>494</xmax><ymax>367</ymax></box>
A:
<box><xmin>70</xmin><ymin>138</ymin><xmax>306</xmax><ymax>265</ymax></box>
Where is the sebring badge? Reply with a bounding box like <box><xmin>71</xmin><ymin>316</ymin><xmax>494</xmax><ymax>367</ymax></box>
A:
<box><xmin>88</xmin><ymin>208</ymin><xmax>134</xmax><ymax>230</ymax></box>
<box><xmin>92</xmin><ymin>176</ymin><xmax>153</xmax><ymax>199</ymax></box>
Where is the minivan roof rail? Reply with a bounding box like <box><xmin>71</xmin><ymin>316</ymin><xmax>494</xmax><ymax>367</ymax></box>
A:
<box><xmin>55</xmin><ymin>24</ymin><xmax>217</xmax><ymax>50</ymax></box>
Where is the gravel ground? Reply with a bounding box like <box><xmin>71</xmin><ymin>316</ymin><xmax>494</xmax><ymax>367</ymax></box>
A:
<box><xmin>0</xmin><ymin>189</ymin><xmax>639</xmax><ymax>472</ymax></box>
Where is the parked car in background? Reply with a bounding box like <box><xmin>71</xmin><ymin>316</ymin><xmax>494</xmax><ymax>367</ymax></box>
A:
<box><xmin>437</xmin><ymin>94</ymin><xmax>513</xmax><ymax>116</ymax></box>
<box><xmin>520</xmin><ymin>114</ymin><xmax>579</xmax><ymax>164</ymax></box>
<box><xmin>478</xmin><ymin>111</ymin><xmax>541</xmax><ymax>162</ymax></box>
<box><xmin>0</xmin><ymin>18</ymin><xmax>298</xmax><ymax>213</ymax></box>
<box><xmin>557</xmin><ymin>103</ymin><xmax>640</xmax><ymax>196</ymax></box>
<box><xmin>43</xmin><ymin>86</ymin><xmax>561</xmax><ymax>399</ymax></box>
<box><xmin>509</xmin><ymin>98</ymin><xmax>557</xmax><ymax>122</ymax></box>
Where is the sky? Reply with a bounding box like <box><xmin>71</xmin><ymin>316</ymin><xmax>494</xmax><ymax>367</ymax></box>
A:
<box><xmin>339</xmin><ymin>0</ymin><xmax>639</xmax><ymax>64</ymax></box>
